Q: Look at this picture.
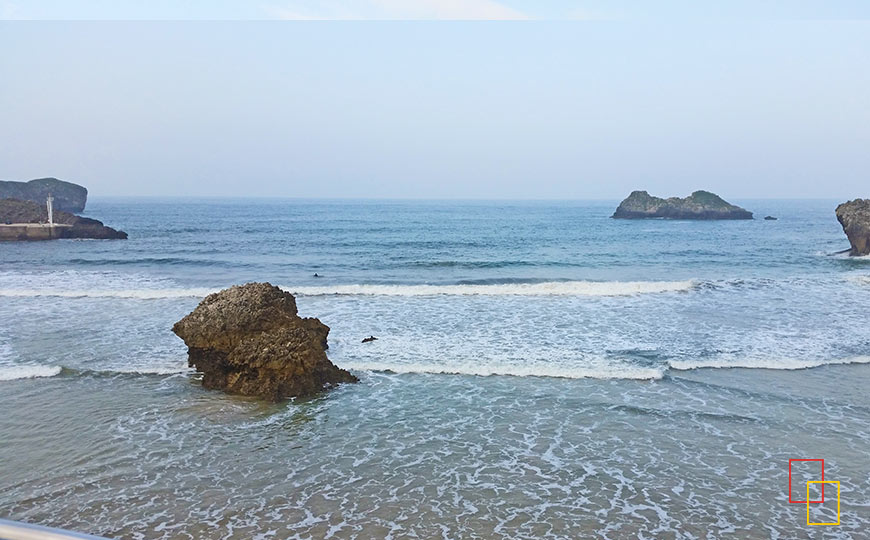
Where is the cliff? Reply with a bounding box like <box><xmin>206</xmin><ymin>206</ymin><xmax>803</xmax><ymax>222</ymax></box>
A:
<box><xmin>836</xmin><ymin>199</ymin><xmax>870</xmax><ymax>256</ymax></box>
<box><xmin>172</xmin><ymin>283</ymin><xmax>357</xmax><ymax>401</ymax></box>
<box><xmin>0</xmin><ymin>198</ymin><xmax>126</xmax><ymax>240</ymax></box>
<box><xmin>0</xmin><ymin>178</ymin><xmax>88</xmax><ymax>213</ymax></box>
<box><xmin>612</xmin><ymin>190</ymin><xmax>753</xmax><ymax>220</ymax></box>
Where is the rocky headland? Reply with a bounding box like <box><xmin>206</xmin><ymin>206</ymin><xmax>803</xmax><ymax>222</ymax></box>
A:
<box><xmin>0</xmin><ymin>177</ymin><xmax>87</xmax><ymax>212</ymax></box>
<box><xmin>836</xmin><ymin>199</ymin><xmax>870</xmax><ymax>256</ymax></box>
<box><xmin>0</xmin><ymin>198</ymin><xmax>127</xmax><ymax>240</ymax></box>
<box><xmin>612</xmin><ymin>190</ymin><xmax>753</xmax><ymax>220</ymax></box>
<box><xmin>172</xmin><ymin>283</ymin><xmax>358</xmax><ymax>401</ymax></box>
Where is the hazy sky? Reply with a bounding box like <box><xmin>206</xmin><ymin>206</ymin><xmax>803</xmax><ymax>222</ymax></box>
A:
<box><xmin>3</xmin><ymin>1</ymin><xmax>870</xmax><ymax>21</ymax></box>
<box><xmin>1</xmin><ymin>3</ymin><xmax>869</xmax><ymax>198</ymax></box>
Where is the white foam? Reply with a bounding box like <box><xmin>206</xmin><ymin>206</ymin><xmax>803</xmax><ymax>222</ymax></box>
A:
<box><xmin>668</xmin><ymin>355</ymin><xmax>870</xmax><ymax>371</ymax></box>
<box><xmin>825</xmin><ymin>250</ymin><xmax>870</xmax><ymax>260</ymax></box>
<box><xmin>105</xmin><ymin>366</ymin><xmax>194</xmax><ymax>375</ymax></box>
<box><xmin>0</xmin><ymin>269</ymin><xmax>213</xmax><ymax>299</ymax></box>
<box><xmin>288</xmin><ymin>280</ymin><xmax>696</xmax><ymax>297</ymax></box>
<box><xmin>0</xmin><ymin>280</ymin><xmax>696</xmax><ymax>299</ymax></box>
<box><xmin>345</xmin><ymin>361</ymin><xmax>664</xmax><ymax>380</ymax></box>
<box><xmin>0</xmin><ymin>288</ymin><xmax>214</xmax><ymax>299</ymax></box>
<box><xmin>0</xmin><ymin>364</ymin><xmax>62</xmax><ymax>381</ymax></box>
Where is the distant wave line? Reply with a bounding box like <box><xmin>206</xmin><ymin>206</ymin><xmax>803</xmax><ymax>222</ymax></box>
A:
<box><xmin>668</xmin><ymin>355</ymin><xmax>870</xmax><ymax>371</ymax></box>
<box><xmin>0</xmin><ymin>280</ymin><xmax>697</xmax><ymax>299</ymax></box>
<box><xmin>289</xmin><ymin>280</ymin><xmax>697</xmax><ymax>297</ymax></box>
<box><xmin>0</xmin><ymin>288</ymin><xmax>215</xmax><ymax>299</ymax></box>
<box><xmin>9</xmin><ymin>274</ymin><xmax>866</xmax><ymax>300</ymax></box>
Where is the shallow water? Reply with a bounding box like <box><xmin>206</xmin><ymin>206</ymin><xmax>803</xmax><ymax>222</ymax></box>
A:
<box><xmin>1</xmin><ymin>199</ymin><xmax>868</xmax><ymax>538</ymax></box>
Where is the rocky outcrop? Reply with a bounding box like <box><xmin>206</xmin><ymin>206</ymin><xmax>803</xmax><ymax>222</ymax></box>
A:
<box><xmin>0</xmin><ymin>178</ymin><xmax>87</xmax><ymax>213</ymax></box>
<box><xmin>0</xmin><ymin>198</ymin><xmax>127</xmax><ymax>240</ymax></box>
<box><xmin>612</xmin><ymin>190</ymin><xmax>753</xmax><ymax>220</ymax></box>
<box><xmin>172</xmin><ymin>283</ymin><xmax>357</xmax><ymax>401</ymax></box>
<box><xmin>59</xmin><ymin>216</ymin><xmax>128</xmax><ymax>239</ymax></box>
<box><xmin>836</xmin><ymin>199</ymin><xmax>870</xmax><ymax>256</ymax></box>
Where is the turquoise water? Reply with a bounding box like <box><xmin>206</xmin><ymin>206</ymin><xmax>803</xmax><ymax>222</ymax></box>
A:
<box><xmin>1</xmin><ymin>198</ymin><xmax>869</xmax><ymax>538</ymax></box>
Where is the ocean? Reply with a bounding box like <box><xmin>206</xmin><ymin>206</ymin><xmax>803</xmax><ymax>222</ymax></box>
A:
<box><xmin>1</xmin><ymin>198</ymin><xmax>868</xmax><ymax>539</ymax></box>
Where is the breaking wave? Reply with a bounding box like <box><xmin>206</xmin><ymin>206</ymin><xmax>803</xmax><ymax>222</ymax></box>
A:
<box><xmin>0</xmin><ymin>280</ymin><xmax>697</xmax><ymax>299</ymax></box>
<box><xmin>0</xmin><ymin>288</ymin><xmax>215</xmax><ymax>299</ymax></box>
<box><xmin>0</xmin><ymin>364</ymin><xmax>63</xmax><ymax>381</ymax></box>
<box><xmin>345</xmin><ymin>361</ymin><xmax>664</xmax><ymax>380</ymax></box>
<box><xmin>668</xmin><ymin>355</ymin><xmax>870</xmax><ymax>371</ymax></box>
<box><xmin>97</xmin><ymin>366</ymin><xmax>194</xmax><ymax>375</ymax></box>
<box><xmin>289</xmin><ymin>280</ymin><xmax>697</xmax><ymax>297</ymax></box>
<box><xmin>3</xmin><ymin>356</ymin><xmax>868</xmax><ymax>384</ymax></box>
<box><xmin>346</xmin><ymin>355</ymin><xmax>870</xmax><ymax>381</ymax></box>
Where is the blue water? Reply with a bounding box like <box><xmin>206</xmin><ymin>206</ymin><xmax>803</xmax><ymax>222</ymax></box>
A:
<box><xmin>4</xmin><ymin>198</ymin><xmax>862</xmax><ymax>285</ymax></box>
<box><xmin>1</xmin><ymin>198</ymin><xmax>869</xmax><ymax>538</ymax></box>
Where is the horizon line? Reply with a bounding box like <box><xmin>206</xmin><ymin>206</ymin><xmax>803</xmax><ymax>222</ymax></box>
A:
<box><xmin>85</xmin><ymin>195</ymin><xmax>852</xmax><ymax>201</ymax></box>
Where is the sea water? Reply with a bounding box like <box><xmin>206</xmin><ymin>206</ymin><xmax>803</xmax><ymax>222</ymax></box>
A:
<box><xmin>1</xmin><ymin>198</ymin><xmax>868</xmax><ymax>538</ymax></box>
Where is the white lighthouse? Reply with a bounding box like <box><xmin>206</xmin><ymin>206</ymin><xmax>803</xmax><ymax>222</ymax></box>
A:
<box><xmin>46</xmin><ymin>193</ymin><xmax>54</xmax><ymax>225</ymax></box>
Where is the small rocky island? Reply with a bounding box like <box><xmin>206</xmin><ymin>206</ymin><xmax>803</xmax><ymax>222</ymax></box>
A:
<box><xmin>0</xmin><ymin>198</ymin><xmax>127</xmax><ymax>240</ymax></box>
<box><xmin>836</xmin><ymin>199</ymin><xmax>870</xmax><ymax>256</ymax></box>
<box><xmin>172</xmin><ymin>283</ymin><xmax>358</xmax><ymax>401</ymax></box>
<box><xmin>612</xmin><ymin>190</ymin><xmax>753</xmax><ymax>220</ymax></box>
<box><xmin>0</xmin><ymin>177</ymin><xmax>87</xmax><ymax>212</ymax></box>
<box><xmin>0</xmin><ymin>177</ymin><xmax>126</xmax><ymax>241</ymax></box>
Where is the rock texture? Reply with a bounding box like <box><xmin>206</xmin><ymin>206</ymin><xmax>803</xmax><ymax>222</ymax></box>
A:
<box><xmin>0</xmin><ymin>177</ymin><xmax>87</xmax><ymax>213</ymax></box>
<box><xmin>172</xmin><ymin>283</ymin><xmax>357</xmax><ymax>400</ymax></box>
<box><xmin>612</xmin><ymin>190</ymin><xmax>753</xmax><ymax>220</ymax></box>
<box><xmin>0</xmin><ymin>198</ymin><xmax>127</xmax><ymax>240</ymax></box>
<box><xmin>836</xmin><ymin>199</ymin><xmax>870</xmax><ymax>256</ymax></box>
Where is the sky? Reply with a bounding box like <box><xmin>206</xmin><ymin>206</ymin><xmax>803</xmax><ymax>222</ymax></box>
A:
<box><xmin>3</xmin><ymin>1</ymin><xmax>870</xmax><ymax>21</ymax></box>
<box><xmin>1</xmin><ymin>3</ymin><xmax>869</xmax><ymax>198</ymax></box>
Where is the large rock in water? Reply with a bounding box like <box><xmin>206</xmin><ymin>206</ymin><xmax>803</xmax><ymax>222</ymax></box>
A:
<box><xmin>612</xmin><ymin>190</ymin><xmax>753</xmax><ymax>220</ymax></box>
<box><xmin>0</xmin><ymin>177</ymin><xmax>87</xmax><ymax>213</ymax></box>
<box><xmin>0</xmin><ymin>198</ymin><xmax>127</xmax><ymax>240</ymax></box>
<box><xmin>172</xmin><ymin>283</ymin><xmax>357</xmax><ymax>400</ymax></box>
<box><xmin>836</xmin><ymin>199</ymin><xmax>870</xmax><ymax>256</ymax></box>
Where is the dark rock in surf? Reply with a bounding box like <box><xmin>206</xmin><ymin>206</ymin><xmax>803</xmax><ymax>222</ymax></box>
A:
<box><xmin>764</xmin><ymin>216</ymin><xmax>777</xmax><ymax>220</ymax></box>
<box><xmin>60</xmin><ymin>216</ymin><xmax>128</xmax><ymax>239</ymax></box>
<box><xmin>172</xmin><ymin>282</ymin><xmax>357</xmax><ymax>401</ymax></box>
<box><xmin>0</xmin><ymin>177</ymin><xmax>88</xmax><ymax>213</ymax></box>
<box><xmin>362</xmin><ymin>336</ymin><xmax>378</xmax><ymax>343</ymax></box>
<box><xmin>836</xmin><ymin>199</ymin><xmax>870</xmax><ymax>256</ymax></box>
<box><xmin>612</xmin><ymin>190</ymin><xmax>753</xmax><ymax>220</ymax></box>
